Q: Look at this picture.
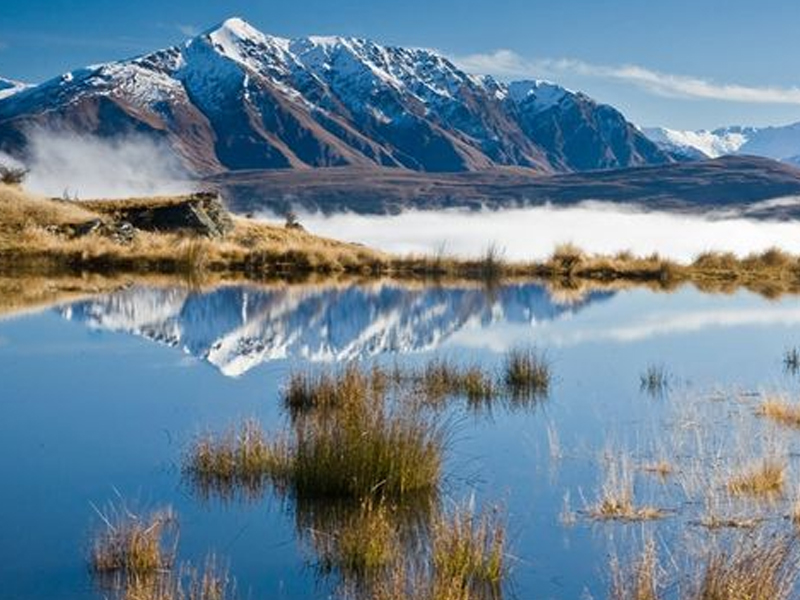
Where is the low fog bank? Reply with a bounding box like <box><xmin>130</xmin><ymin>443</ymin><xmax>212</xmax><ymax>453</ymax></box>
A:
<box><xmin>279</xmin><ymin>203</ymin><xmax>800</xmax><ymax>263</ymax></box>
<box><xmin>0</xmin><ymin>129</ymin><xmax>195</xmax><ymax>199</ymax></box>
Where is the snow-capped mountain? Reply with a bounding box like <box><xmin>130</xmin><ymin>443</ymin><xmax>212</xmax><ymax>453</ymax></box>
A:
<box><xmin>0</xmin><ymin>77</ymin><xmax>30</xmax><ymax>101</ymax></box>
<box><xmin>644</xmin><ymin>123</ymin><xmax>800</xmax><ymax>164</ymax></box>
<box><xmin>59</xmin><ymin>281</ymin><xmax>612</xmax><ymax>377</ymax></box>
<box><xmin>0</xmin><ymin>17</ymin><xmax>672</xmax><ymax>175</ymax></box>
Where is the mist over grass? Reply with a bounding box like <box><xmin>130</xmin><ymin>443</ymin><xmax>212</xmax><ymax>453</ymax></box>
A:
<box><xmin>287</xmin><ymin>203</ymin><xmax>800</xmax><ymax>263</ymax></box>
<box><xmin>2</xmin><ymin>129</ymin><xmax>194</xmax><ymax>199</ymax></box>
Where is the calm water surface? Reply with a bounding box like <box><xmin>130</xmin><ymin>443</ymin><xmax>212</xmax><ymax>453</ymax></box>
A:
<box><xmin>2</xmin><ymin>281</ymin><xmax>800</xmax><ymax>599</ymax></box>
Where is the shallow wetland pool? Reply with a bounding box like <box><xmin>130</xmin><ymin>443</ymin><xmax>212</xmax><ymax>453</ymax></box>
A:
<box><xmin>3</xmin><ymin>280</ymin><xmax>800</xmax><ymax>599</ymax></box>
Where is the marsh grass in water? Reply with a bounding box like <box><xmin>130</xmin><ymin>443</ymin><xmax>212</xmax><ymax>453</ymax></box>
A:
<box><xmin>727</xmin><ymin>458</ymin><xmax>786</xmax><ymax>497</ymax></box>
<box><xmin>610</xmin><ymin>535</ymin><xmax>800</xmax><ymax>600</ymax></box>
<box><xmin>610</xmin><ymin>539</ymin><xmax>662</xmax><ymax>600</ymax></box>
<box><xmin>783</xmin><ymin>347</ymin><xmax>800</xmax><ymax>375</ymax></box>
<box><xmin>431</xmin><ymin>503</ymin><xmax>506</xmax><ymax>595</ymax></box>
<box><xmin>640</xmin><ymin>364</ymin><xmax>670</xmax><ymax>397</ymax></box>
<box><xmin>693</xmin><ymin>535</ymin><xmax>799</xmax><ymax>600</ymax></box>
<box><xmin>588</xmin><ymin>453</ymin><xmax>666</xmax><ymax>522</ymax></box>
<box><xmin>186</xmin><ymin>398</ymin><xmax>443</xmax><ymax>503</ymax></box>
<box><xmin>116</xmin><ymin>557</ymin><xmax>235</xmax><ymax>600</ymax></box>
<box><xmin>502</xmin><ymin>347</ymin><xmax>551</xmax><ymax>401</ymax></box>
<box><xmin>90</xmin><ymin>503</ymin><xmax>178</xmax><ymax>582</ymax></box>
<box><xmin>183</xmin><ymin>420</ymin><xmax>286</xmax><ymax>502</ymax></box>
<box><xmin>757</xmin><ymin>396</ymin><xmax>800</xmax><ymax>429</ymax></box>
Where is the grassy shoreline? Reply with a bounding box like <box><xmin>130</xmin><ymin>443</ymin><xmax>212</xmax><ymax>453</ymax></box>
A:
<box><xmin>3</xmin><ymin>184</ymin><xmax>800</xmax><ymax>297</ymax></box>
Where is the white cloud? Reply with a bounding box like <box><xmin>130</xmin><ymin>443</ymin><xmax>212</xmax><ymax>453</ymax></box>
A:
<box><xmin>176</xmin><ymin>24</ymin><xmax>199</xmax><ymax>37</ymax></box>
<box><xmin>453</xmin><ymin>50</ymin><xmax>800</xmax><ymax>105</ymax></box>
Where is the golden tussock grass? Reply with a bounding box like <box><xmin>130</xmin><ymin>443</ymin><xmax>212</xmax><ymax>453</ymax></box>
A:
<box><xmin>610</xmin><ymin>539</ymin><xmax>662</xmax><ymax>600</ymax></box>
<box><xmin>117</xmin><ymin>557</ymin><xmax>234</xmax><ymax>600</ymax></box>
<box><xmin>757</xmin><ymin>397</ymin><xmax>800</xmax><ymax>428</ymax></box>
<box><xmin>90</xmin><ymin>504</ymin><xmax>178</xmax><ymax>581</ymax></box>
<box><xmin>726</xmin><ymin>459</ymin><xmax>786</xmax><ymax>497</ymax></box>
<box><xmin>692</xmin><ymin>535</ymin><xmax>799</xmax><ymax>600</ymax></box>
<box><xmin>589</xmin><ymin>454</ymin><xmax>666</xmax><ymax>522</ymax></box>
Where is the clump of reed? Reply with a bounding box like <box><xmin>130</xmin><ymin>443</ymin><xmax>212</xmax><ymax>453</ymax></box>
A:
<box><xmin>117</xmin><ymin>557</ymin><xmax>234</xmax><ymax>600</ymax></box>
<box><xmin>589</xmin><ymin>454</ymin><xmax>665</xmax><ymax>522</ymax></box>
<box><xmin>90</xmin><ymin>504</ymin><xmax>178</xmax><ymax>581</ymax></box>
<box><xmin>640</xmin><ymin>364</ymin><xmax>670</xmax><ymax>397</ymax></box>
<box><xmin>287</xmin><ymin>396</ymin><xmax>442</xmax><ymax>501</ymax></box>
<box><xmin>757</xmin><ymin>396</ymin><xmax>800</xmax><ymax>429</ymax></box>
<box><xmin>783</xmin><ymin>347</ymin><xmax>800</xmax><ymax>375</ymax></box>
<box><xmin>185</xmin><ymin>400</ymin><xmax>442</xmax><ymax>503</ymax></box>
<box><xmin>410</xmin><ymin>358</ymin><xmax>497</xmax><ymax>408</ymax></box>
<box><xmin>727</xmin><ymin>459</ymin><xmax>785</xmax><ymax>497</ymax></box>
<box><xmin>502</xmin><ymin>347</ymin><xmax>551</xmax><ymax>401</ymax></box>
<box><xmin>431</xmin><ymin>502</ymin><xmax>506</xmax><ymax>596</ymax></box>
<box><xmin>610</xmin><ymin>539</ymin><xmax>662</xmax><ymax>600</ymax></box>
<box><xmin>692</xmin><ymin>535</ymin><xmax>799</xmax><ymax>600</ymax></box>
<box><xmin>282</xmin><ymin>364</ymin><xmax>388</xmax><ymax>419</ymax></box>
<box><xmin>183</xmin><ymin>420</ymin><xmax>285</xmax><ymax>501</ymax></box>
<box><xmin>310</xmin><ymin>498</ymin><xmax>401</xmax><ymax>580</ymax></box>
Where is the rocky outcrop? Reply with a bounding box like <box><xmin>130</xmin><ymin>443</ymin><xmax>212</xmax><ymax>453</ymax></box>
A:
<box><xmin>83</xmin><ymin>192</ymin><xmax>234</xmax><ymax>237</ymax></box>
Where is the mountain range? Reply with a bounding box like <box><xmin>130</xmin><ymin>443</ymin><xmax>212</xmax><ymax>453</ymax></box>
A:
<box><xmin>0</xmin><ymin>17</ymin><xmax>673</xmax><ymax>175</ymax></box>
<box><xmin>644</xmin><ymin>124</ymin><xmax>800</xmax><ymax>165</ymax></box>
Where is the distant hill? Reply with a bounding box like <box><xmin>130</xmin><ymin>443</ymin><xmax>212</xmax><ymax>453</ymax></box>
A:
<box><xmin>210</xmin><ymin>155</ymin><xmax>800</xmax><ymax>219</ymax></box>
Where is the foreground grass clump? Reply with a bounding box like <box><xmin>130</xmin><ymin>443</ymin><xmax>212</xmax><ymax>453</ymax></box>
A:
<box><xmin>693</xmin><ymin>535</ymin><xmax>799</xmax><ymax>600</ymax></box>
<box><xmin>610</xmin><ymin>539</ymin><xmax>661</xmax><ymax>600</ymax></box>
<box><xmin>289</xmin><ymin>399</ymin><xmax>442</xmax><ymax>500</ymax></box>
<box><xmin>757</xmin><ymin>396</ymin><xmax>800</xmax><ymax>428</ymax></box>
<box><xmin>91</xmin><ymin>504</ymin><xmax>178</xmax><ymax>579</ymax></box>
<box><xmin>431</xmin><ymin>503</ymin><xmax>506</xmax><ymax>594</ymax></box>
<box><xmin>184</xmin><ymin>420</ymin><xmax>284</xmax><ymax>500</ymax></box>
<box><xmin>590</xmin><ymin>454</ymin><xmax>665</xmax><ymax>522</ymax></box>
<box><xmin>726</xmin><ymin>459</ymin><xmax>785</xmax><ymax>497</ymax></box>
<box><xmin>310</xmin><ymin>498</ymin><xmax>401</xmax><ymax>580</ymax></box>
<box><xmin>282</xmin><ymin>364</ymin><xmax>388</xmax><ymax>418</ymax></box>
<box><xmin>186</xmin><ymin>399</ymin><xmax>442</xmax><ymax>503</ymax></box>
<box><xmin>411</xmin><ymin>358</ymin><xmax>497</xmax><ymax>407</ymax></box>
<box><xmin>119</xmin><ymin>557</ymin><xmax>234</xmax><ymax>600</ymax></box>
<box><xmin>502</xmin><ymin>347</ymin><xmax>551</xmax><ymax>400</ymax></box>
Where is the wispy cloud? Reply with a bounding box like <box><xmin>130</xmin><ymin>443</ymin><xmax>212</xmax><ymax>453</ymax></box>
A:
<box><xmin>453</xmin><ymin>50</ymin><xmax>800</xmax><ymax>105</ymax></box>
<box><xmin>176</xmin><ymin>24</ymin><xmax>199</xmax><ymax>37</ymax></box>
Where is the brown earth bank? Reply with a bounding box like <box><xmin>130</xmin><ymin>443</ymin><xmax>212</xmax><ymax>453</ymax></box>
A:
<box><xmin>3</xmin><ymin>183</ymin><xmax>800</xmax><ymax>300</ymax></box>
<box><xmin>208</xmin><ymin>156</ymin><xmax>800</xmax><ymax>218</ymax></box>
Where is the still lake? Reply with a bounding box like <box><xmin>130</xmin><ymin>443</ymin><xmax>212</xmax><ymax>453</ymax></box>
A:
<box><xmin>2</xmin><ymin>280</ymin><xmax>800</xmax><ymax>599</ymax></box>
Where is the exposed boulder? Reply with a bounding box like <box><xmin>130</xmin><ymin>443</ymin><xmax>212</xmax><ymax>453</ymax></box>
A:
<box><xmin>84</xmin><ymin>192</ymin><xmax>234</xmax><ymax>238</ymax></box>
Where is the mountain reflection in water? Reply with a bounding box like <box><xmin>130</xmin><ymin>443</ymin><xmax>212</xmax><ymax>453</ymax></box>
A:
<box><xmin>59</xmin><ymin>282</ymin><xmax>612</xmax><ymax>376</ymax></box>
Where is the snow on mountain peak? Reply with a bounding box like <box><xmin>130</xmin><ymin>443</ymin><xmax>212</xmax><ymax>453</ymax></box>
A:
<box><xmin>0</xmin><ymin>77</ymin><xmax>32</xmax><ymax>100</ymax></box>
<box><xmin>507</xmin><ymin>80</ymin><xmax>570</xmax><ymax>111</ymax></box>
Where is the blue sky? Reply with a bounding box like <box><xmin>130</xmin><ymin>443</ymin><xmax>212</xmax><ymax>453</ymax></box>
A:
<box><xmin>2</xmin><ymin>0</ymin><xmax>800</xmax><ymax>129</ymax></box>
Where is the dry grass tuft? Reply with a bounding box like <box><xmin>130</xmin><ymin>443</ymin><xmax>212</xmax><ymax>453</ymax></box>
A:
<box><xmin>431</xmin><ymin>503</ymin><xmax>506</xmax><ymax>593</ymax></box>
<box><xmin>610</xmin><ymin>539</ymin><xmax>662</xmax><ymax>600</ymax></box>
<box><xmin>502</xmin><ymin>347</ymin><xmax>551</xmax><ymax>400</ymax></box>
<box><xmin>115</xmin><ymin>556</ymin><xmax>235</xmax><ymax>600</ymax></box>
<box><xmin>91</xmin><ymin>504</ymin><xmax>178</xmax><ymax>580</ymax></box>
<box><xmin>727</xmin><ymin>459</ymin><xmax>785</xmax><ymax>497</ymax></box>
<box><xmin>590</xmin><ymin>454</ymin><xmax>666</xmax><ymax>522</ymax></box>
<box><xmin>693</xmin><ymin>535</ymin><xmax>799</xmax><ymax>600</ymax></box>
<box><xmin>184</xmin><ymin>420</ymin><xmax>286</xmax><ymax>501</ymax></box>
<box><xmin>757</xmin><ymin>396</ymin><xmax>800</xmax><ymax>428</ymax></box>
